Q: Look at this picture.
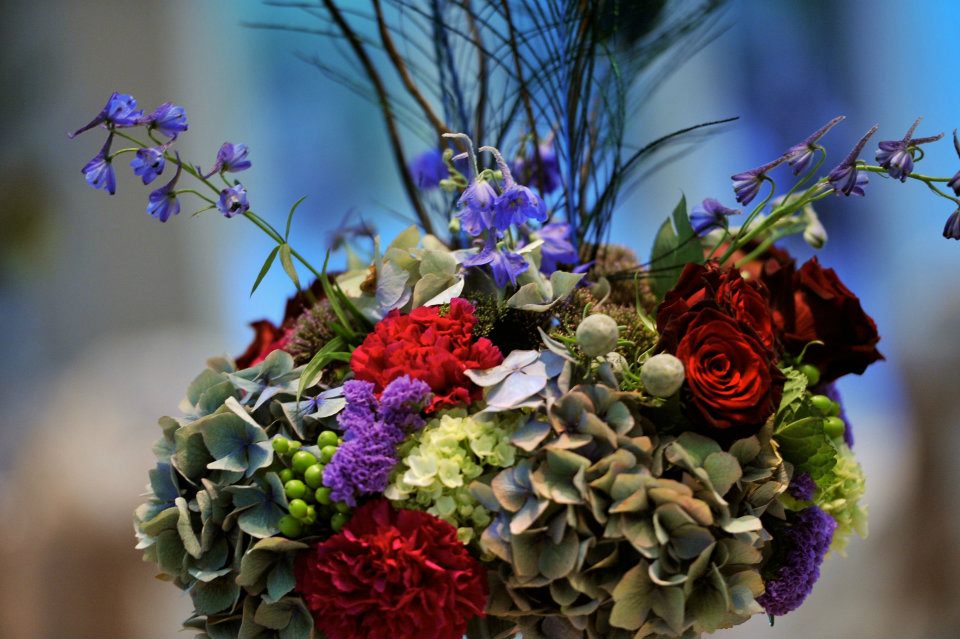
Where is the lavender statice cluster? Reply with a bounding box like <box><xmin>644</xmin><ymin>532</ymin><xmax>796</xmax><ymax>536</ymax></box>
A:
<box><xmin>70</xmin><ymin>91</ymin><xmax>252</xmax><ymax>222</ymax></box>
<box><xmin>322</xmin><ymin>376</ymin><xmax>431</xmax><ymax>506</ymax></box>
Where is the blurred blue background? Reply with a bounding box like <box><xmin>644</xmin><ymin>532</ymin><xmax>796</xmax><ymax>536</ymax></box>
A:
<box><xmin>1</xmin><ymin>1</ymin><xmax>958</xmax><ymax>637</ymax></box>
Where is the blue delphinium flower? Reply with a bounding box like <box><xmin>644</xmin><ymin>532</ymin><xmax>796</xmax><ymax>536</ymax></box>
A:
<box><xmin>456</xmin><ymin>177</ymin><xmax>497</xmax><ymax>235</ymax></box>
<box><xmin>689</xmin><ymin>198</ymin><xmax>740</xmax><ymax>236</ymax></box>
<box><xmin>785</xmin><ymin>115</ymin><xmax>845</xmax><ymax>175</ymax></box>
<box><xmin>512</xmin><ymin>137</ymin><xmax>561</xmax><ymax>194</ymax></box>
<box><xmin>944</xmin><ymin>209</ymin><xmax>960</xmax><ymax>240</ymax></box>
<box><xmin>463</xmin><ymin>235</ymin><xmax>529</xmax><ymax>287</ymax></box>
<box><xmin>68</xmin><ymin>91</ymin><xmax>143</xmax><ymax>138</ymax></box>
<box><xmin>493</xmin><ymin>182</ymin><xmax>546</xmax><ymax>230</ymax></box>
<box><xmin>409</xmin><ymin>148</ymin><xmax>446</xmax><ymax>189</ymax></box>
<box><xmin>81</xmin><ymin>133</ymin><xmax>117</xmax><ymax>194</ymax></box>
<box><xmin>146</xmin><ymin>155</ymin><xmax>183</xmax><ymax>222</ymax></box>
<box><xmin>875</xmin><ymin>117</ymin><xmax>943</xmax><ymax>182</ymax></box>
<box><xmin>730</xmin><ymin>154</ymin><xmax>788</xmax><ymax>206</ymax></box>
<box><xmin>201</xmin><ymin>142</ymin><xmax>251</xmax><ymax>178</ymax></box>
<box><xmin>827</xmin><ymin>124</ymin><xmax>878</xmax><ymax>197</ymax></box>
<box><xmin>534</xmin><ymin>222</ymin><xmax>578</xmax><ymax>274</ymax></box>
<box><xmin>143</xmin><ymin>102</ymin><xmax>188</xmax><ymax>139</ymax></box>
<box><xmin>947</xmin><ymin>130</ymin><xmax>960</xmax><ymax>197</ymax></box>
<box><xmin>130</xmin><ymin>146</ymin><xmax>166</xmax><ymax>185</ymax></box>
<box><xmin>217</xmin><ymin>183</ymin><xmax>250</xmax><ymax>218</ymax></box>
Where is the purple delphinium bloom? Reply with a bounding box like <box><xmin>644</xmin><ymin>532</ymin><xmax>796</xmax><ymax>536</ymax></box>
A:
<box><xmin>217</xmin><ymin>183</ymin><xmax>250</xmax><ymax>218</ymax></box>
<box><xmin>757</xmin><ymin>506</ymin><xmax>837</xmax><ymax>617</ymax></box>
<box><xmin>730</xmin><ymin>154</ymin><xmax>788</xmax><ymax>206</ymax></box>
<box><xmin>827</xmin><ymin>124</ymin><xmax>879</xmax><ymax>197</ymax></box>
<box><xmin>493</xmin><ymin>183</ymin><xmax>547</xmax><ymax>230</ymax></box>
<box><xmin>535</xmin><ymin>222</ymin><xmax>578</xmax><ymax>274</ymax></box>
<box><xmin>146</xmin><ymin>155</ymin><xmax>183</xmax><ymax>222</ymax></box>
<box><xmin>818</xmin><ymin>381</ymin><xmax>854</xmax><ymax>448</ymax></box>
<box><xmin>201</xmin><ymin>142</ymin><xmax>251</xmax><ymax>178</ymax></box>
<box><xmin>409</xmin><ymin>148</ymin><xmax>447</xmax><ymax>189</ymax></box>
<box><xmin>68</xmin><ymin>91</ymin><xmax>142</xmax><ymax>138</ymax></box>
<box><xmin>456</xmin><ymin>178</ymin><xmax>497</xmax><ymax>236</ymax></box>
<box><xmin>81</xmin><ymin>133</ymin><xmax>117</xmax><ymax>195</ymax></box>
<box><xmin>130</xmin><ymin>146</ymin><xmax>166</xmax><ymax>185</ymax></box>
<box><xmin>785</xmin><ymin>115</ymin><xmax>845</xmax><ymax>175</ymax></box>
<box><xmin>788</xmin><ymin>471</ymin><xmax>817</xmax><ymax>501</ymax></box>
<box><xmin>875</xmin><ymin>117</ymin><xmax>944</xmax><ymax>182</ymax></box>
<box><xmin>142</xmin><ymin>102</ymin><xmax>188</xmax><ymax>139</ymax></box>
<box><xmin>463</xmin><ymin>235</ymin><xmax>529</xmax><ymax>287</ymax></box>
<box><xmin>947</xmin><ymin>130</ymin><xmax>960</xmax><ymax>197</ymax></box>
<box><xmin>689</xmin><ymin>198</ymin><xmax>741</xmax><ymax>236</ymax></box>
<box><xmin>944</xmin><ymin>209</ymin><xmax>960</xmax><ymax>240</ymax></box>
<box><xmin>512</xmin><ymin>138</ymin><xmax>561</xmax><ymax>194</ymax></box>
<box><xmin>323</xmin><ymin>376</ymin><xmax>430</xmax><ymax>506</ymax></box>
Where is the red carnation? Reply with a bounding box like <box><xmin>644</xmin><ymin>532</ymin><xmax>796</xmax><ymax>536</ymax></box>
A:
<box><xmin>295</xmin><ymin>499</ymin><xmax>488</xmax><ymax>639</ymax></box>
<box><xmin>350</xmin><ymin>298</ymin><xmax>502</xmax><ymax>412</ymax></box>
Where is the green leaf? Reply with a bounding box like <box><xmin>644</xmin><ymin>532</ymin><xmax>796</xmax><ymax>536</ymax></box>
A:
<box><xmin>200</xmin><ymin>411</ymin><xmax>272</xmax><ymax>478</ymax></box>
<box><xmin>775</xmin><ymin>416</ymin><xmax>838</xmax><ymax>483</ymax></box>
<box><xmin>278</xmin><ymin>244</ymin><xmax>300</xmax><ymax>290</ymax></box>
<box><xmin>250</xmin><ymin>245</ymin><xmax>281</xmax><ymax>297</ymax></box>
<box><xmin>776</xmin><ymin>366</ymin><xmax>808</xmax><ymax>425</ymax></box>
<box><xmin>297</xmin><ymin>336</ymin><xmax>347</xmax><ymax>400</ymax></box>
<box><xmin>648</xmin><ymin>195</ymin><xmax>704</xmax><ymax>301</ymax></box>
<box><xmin>190</xmin><ymin>574</ymin><xmax>240</xmax><ymax>615</ymax></box>
<box><xmin>176</xmin><ymin>497</ymin><xmax>202</xmax><ymax>559</ymax></box>
<box><xmin>284</xmin><ymin>196</ymin><xmax>307</xmax><ymax>241</ymax></box>
<box><xmin>610</xmin><ymin>562</ymin><xmax>653</xmax><ymax>630</ymax></box>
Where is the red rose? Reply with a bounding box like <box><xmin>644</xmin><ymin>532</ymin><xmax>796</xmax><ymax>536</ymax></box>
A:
<box><xmin>234</xmin><ymin>279</ymin><xmax>328</xmax><ymax>368</ymax></box>
<box><xmin>781</xmin><ymin>257</ymin><xmax>883</xmax><ymax>382</ymax></box>
<box><xmin>295</xmin><ymin>499</ymin><xmax>487</xmax><ymax>639</ymax></box>
<box><xmin>350</xmin><ymin>298</ymin><xmax>502</xmax><ymax>412</ymax></box>
<box><xmin>662</xmin><ymin>306</ymin><xmax>784</xmax><ymax>430</ymax></box>
<box><xmin>658</xmin><ymin>262</ymin><xmax>778</xmax><ymax>351</ymax></box>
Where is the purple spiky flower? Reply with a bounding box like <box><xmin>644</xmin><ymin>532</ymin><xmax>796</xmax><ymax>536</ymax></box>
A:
<box><xmin>876</xmin><ymin>117</ymin><xmax>943</xmax><ymax>182</ymax></box>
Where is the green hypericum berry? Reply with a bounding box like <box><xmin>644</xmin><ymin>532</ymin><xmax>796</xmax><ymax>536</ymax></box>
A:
<box><xmin>279</xmin><ymin>468</ymin><xmax>295</xmax><ymax>484</ymax></box>
<box><xmin>278</xmin><ymin>515</ymin><xmax>303</xmax><ymax>538</ymax></box>
<box><xmin>799</xmin><ymin>364</ymin><xmax>821</xmax><ymax>387</ymax></box>
<box><xmin>335</xmin><ymin>502</ymin><xmax>351</xmax><ymax>514</ymax></box>
<box><xmin>315</xmin><ymin>487</ymin><xmax>333</xmax><ymax>505</ymax></box>
<box><xmin>304</xmin><ymin>464</ymin><xmax>325</xmax><ymax>488</ymax></box>
<box><xmin>810</xmin><ymin>394</ymin><xmax>833</xmax><ymax>415</ymax></box>
<box><xmin>272</xmin><ymin>437</ymin><xmax>290</xmax><ymax>455</ymax></box>
<box><xmin>288</xmin><ymin>498</ymin><xmax>309</xmax><ymax>520</ymax></box>
<box><xmin>304</xmin><ymin>505</ymin><xmax>317</xmax><ymax>525</ymax></box>
<box><xmin>317</xmin><ymin>430</ymin><xmax>339</xmax><ymax>448</ymax></box>
<box><xmin>291</xmin><ymin>451</ymin><xmax>318</xmax><ymax>475</ymax></box>
<box><xmin>284</xmin><ymin>479</ymin><xmax>307</xmax><ymax>500</ymax></box>
<box><xmin>287</xmin><ymin>440</ymin><xmax>302</xmax><ymax>453</ymax></box>
<box><xmin>823</xmin><ymin>416</ymin><xmax>846</xmax><ymax>439</ymax></box>
<box><xmin>320</xmin><ymin>445</ymin><xmax>338</xmax><ymax>464</ymax></box>
<box><xmin>331</xmin><ymin>512</ymin><xmax>349</xmax><ymax>532</ymax></box>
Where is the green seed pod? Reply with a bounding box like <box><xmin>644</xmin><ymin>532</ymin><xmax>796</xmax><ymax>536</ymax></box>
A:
<box><xmin>278</xmin><ymin>515</ymin><xmax>303</xmax><ymax>538</ymax></box>
<box><xmin>640</xmin><ymin>353</ymin><xmax>685</xmax><ymax>398</ymax></box>
<box><xmin>575</xmin><ymin>313</ymin><xmax>619</xmax><ymax>357</ymax></box>
<box><xmin>284</xmin><ymin>479</ymin><xmax>307</xmax><ymax>500</ymax></box>
<box><xmin>288</xmin><ymin>499</ymin><xmax>309</xmax><ymax>520</ymax></box>
<box><xmin>317</xmin><ymin>430</ymin><xmax>339</xmax><ymax>448</ymax></box>
<box><xmin>824</xmin><ymin>416</ymin><xmax>846</xmax><ymax>439</ymax></box>
<box><xmin>304</xmin><ymin>463</ymin><xmax>325</xmax><ymax>488</ymax></box>
<box><xmin>272</xmin><ymin>437</ymin><xmax>289</xmax><ymax>455</ymax></box>
<box><xmin>799</xmin><ymin>364</ymin><xmax>821</xmax><ymax>387</ymax></box>
<box><xmin>291</xmin><ymin>451</ymin><xmax>318</xmax><ymax>475</ymax></box>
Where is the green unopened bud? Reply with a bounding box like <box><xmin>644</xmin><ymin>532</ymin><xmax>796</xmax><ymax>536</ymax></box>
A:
<box><xmin>802</xmin><ymin>205</ymin><xmax>828</xmax><ymax>249</ymax></box>
<box><xmin>641</xmin><ymin>353</ymin><xmax>685</xmax><ymax>398</ymax></box>
<box><xmin>576</xmin><ymin>313</ymin><xmax>619</xmax><ymax>358</ymax></box>
<box><xmin>823</xmin><ymin>416</ymin><xmax>845</xmax><ymax>439</ymax></box>
<box><xmin>799</xmin><ymin>363</ymin><xmax>821</xmax><ymax>386</ymax></box>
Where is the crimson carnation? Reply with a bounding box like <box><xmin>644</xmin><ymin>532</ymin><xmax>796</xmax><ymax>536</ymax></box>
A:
<box><xmin>295</xmin><ymin>499</ymin><xmax>488</xmax><ymax>639</ymax></box>
<box><xmin>350</xmin><ymin>297</ymin><xmax>502</xmax><ymax>412</ymax></box>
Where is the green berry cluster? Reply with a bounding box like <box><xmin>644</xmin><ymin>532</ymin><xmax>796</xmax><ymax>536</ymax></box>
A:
<box><xmin>800</xmin><ymin>363</ymin><xmax>846</xmax><ymax>441</ymax></box>
<box><xmin>271</xmin><ymin>431</ymin><xmax>351</xmax><ymax>538</ymax></box>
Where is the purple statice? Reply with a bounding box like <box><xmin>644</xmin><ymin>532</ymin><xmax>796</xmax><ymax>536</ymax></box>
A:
<box><xmin>758</xmin><ymin>506</ymin><xmax>837</xmax><ymax>617</ymax></box>
<box><xmin>142</xmin><ymin>102</ymin><xmax>188</xmax><ymax>139</ymax></box>
<box><xmin>217</xmin><ymin>183</ymin><xmax>250</xmax><ymax>218</ymax></box>
<box><xmin>409</xmin><ymin>148</ymin><xmax>447</xmax><ymax>189</ymax></box>
<box><xmin>130</xmin><ymin>146</ymin><xmax>166</xmax><ymax>185</ymax></box>
<box><xmin>68</xmin><ymin>91</ymin><xmax>143</xmax><ymax>138</ymax></box>
<box><xmin>948</xmin><ymin>130</ymin><xmax>960</xmax><ymax>197</ymax></box>
<box><xmin>146</xmin><ymin>155</ymin><xmax>183</xmax><ymax>222</ymax></box>
<box><xmin>944</xmin><ymin>209</ymin><xmax>960</xmax><ymax>240</ymax></box>
<box><xmin>875</xmin><ymin>117</ymin><xmax>943</xmax><ymax>182</ymax></box>
<box><xmin>689</xmin><ymin>198</ymin><xmax>740</xmax><ymax>236</ymax></box>
<box><xmin>788</xmin><ymin>471</ymin><xmax>817</xmax><ymax>501</ymax></box>
<box><xmin>323</xmin><ymin>376</ymin><xmax>431</xmax><ymax>506</ymax></box>
<box><xmin>512</xmin><ymin>137</ymin><xmax>561</xmax><ymax>194</ymax></box>
<box><xmin>817</xmin><ymin>381</ymin><xmax>854</xmax><ymax>448</ymax></box>
<box><xmin>785</xmin><ymin>115</ymin><xmax>845</xmax><ymax>175</ymax></box>
<box><xmin>534</xmin><ymin>222</ymin><xmax>578</xmax><ymax>274</ymax></box>
<box><xmin>456</xmin><ymin>178</ymin><xmax>498</xmax><ymax>236</ymax></box>
<box><xmin>731</xmin><ymin>154</ymin><xmax>788</xmax><ymax>206</ymax></box>
<box><xmin>201</xmin><ymin>142</ymin><xmax>251</xmax><ymax>178</ymax></box>
<box><xmin>827</xmin><ymin>124</ymin><xmax>879</xmax><ymax>197</ymax></box>
<box><xmin>463</xmin><ymin>235</ymin><xmax>529</xmax><ymax>287</ymax></box>
<box><xmin>81</xmin><ymin>133</ymin><xmax>116</xmax><ymax>195</ymax></box>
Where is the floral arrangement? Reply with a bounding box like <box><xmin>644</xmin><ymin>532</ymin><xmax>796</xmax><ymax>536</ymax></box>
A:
<box><xmin>68</xmin><ymin>3</ymin><xmax>959</xmax><ymax>639</ymax></box>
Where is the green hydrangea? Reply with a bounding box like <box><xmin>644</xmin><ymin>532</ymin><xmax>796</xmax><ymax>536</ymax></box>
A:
<box><xmin>816</xmin><ymin>442</ymin><xmax>868</xmax><ymax>554</ymax></box>
<box><xmin>385</xmin><ymin>409</ymin><xmax>521</xmax><ymax>544</ymax></box>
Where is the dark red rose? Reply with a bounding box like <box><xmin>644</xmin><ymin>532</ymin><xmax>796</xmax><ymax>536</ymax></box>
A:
<box><xmin>658</xmin><ymin>262</ymin><xmax>778</xmax><ymax>351</ymax></box>
<box><xmin>662</xmin><ymin>306</ymin><xmax>784</xmax><ymax>430</ymax></box>
<box><xmin>295</xmin><ymin>499</ymin><xmax>487</xmax><ymax>639</ymax></box>
<box><xmin>350</xmin><ymin>298</ymin><xmax>503</xmax><ymax>412</ymax></box>
<box><xmin>234</xmin><ymin>279</ymin><xmax>329</xmax><ymax>368</ymax></box>
<box><xmin>781</xmin><ymin>257</ymin><xmax>883</xmax><ymax>382</ymax></box>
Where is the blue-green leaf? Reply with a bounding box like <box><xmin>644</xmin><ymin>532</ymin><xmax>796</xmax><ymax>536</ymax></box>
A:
<box><xmin>250</xmin><ymin>245</ymin><xmax>281</xmax><ymax>297</ymax></box>
<box><xmin>284</xmin><ymin>196</ymin><xmax>307</xmax><ymax>241</ymax></box>
<box><xmin>279</xmin><ymin>244</ymin><xmax>300</xmax><ymax>290</ymax></box>
<box><xmin>648</xmin><ymin>195</ymin><xmax>705</xmax><ymax>301</ymax></box>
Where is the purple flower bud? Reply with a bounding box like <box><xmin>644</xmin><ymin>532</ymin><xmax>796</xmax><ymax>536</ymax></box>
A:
<box><xmin>689</xmin><ymin>198</ymin><xmax>740</xmax><ymax>235</ymax></box>
<box><xmin>201</xmin><ymin>142</ymin><xmax>251</xmax><ymax>178</ymax></box>
<box><xmin>68</xmin><ymin>92</ymin><xmax>143</xmax><ymax>138</ymax></box>
<box><xmin>146</xmin><ymin>155</ymin><xmax>183</xmax><ymax>222</ymax></box>
<box><xmin>875</xmin><ymin>117</ymin><xmax>944</xmax><ymax>182</ymax></box>
<box><xmin>456</xmin><ymin>178</ymin><xmax>497</xmax><ymax>236</ymax></box>
<box><xmin>493</xmin><ymin>183</ymin><xmax>546</xmax><ymax>230</ymax></box>
<box><xmin>81</xmin><ymin>133</ymin><xmax>117</xmax><ymax>195</ymax></box>
<box><xmin>948</xmin><ymin>130</ymin><xmax>960</xmax><ymax>197</ymax></box>
<box><xmin>731</xmin><ymin>153</ymin><xmax>788</xmax><ymax>205</ymax></box>
<box><xmin>827</xmin><ymin>124</ymin><xmax>879</xmax><ymax>197</ymax></box>
<box><xmin>143</xmin><ymin>102</ymin><xmax>188</xmax><ymax>139</ymax></box>
<box><xmin>130</xmin><ymin>146</ymin><xmax>166</xmax><ymax>185</ymax></box>
<box><xmin>217</xmin><ymin>183</ymin><xmax>250</xmax><ymax>218</ymax></box>
<box><xmin>785</xmin><ymin>115</ymin><xmax>845</xmax><ymax>175</ymax></box>
<box><xmin>944</xmin><ymin>209</ymin><xmax>960</xmax><ymax>240</ymax></box>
